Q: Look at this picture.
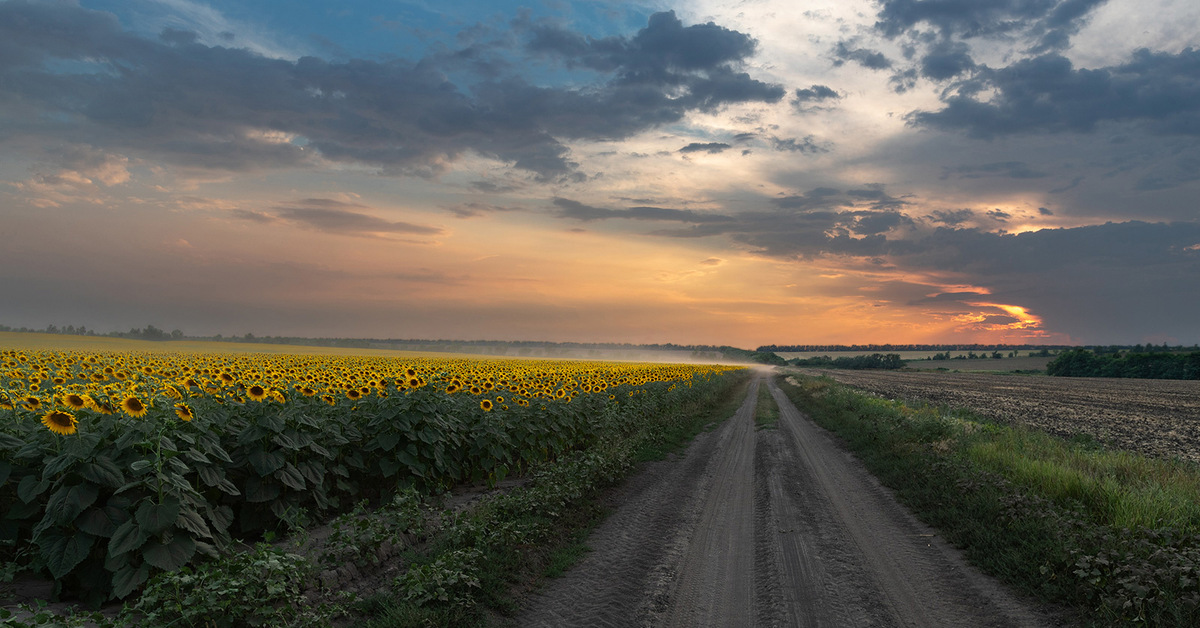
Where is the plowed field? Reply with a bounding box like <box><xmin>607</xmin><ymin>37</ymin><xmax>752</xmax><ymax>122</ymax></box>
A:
<box><xmin>794</xmin><ymin>369</ymin><xmax>1200</xmax><ymax>463</ymax></box>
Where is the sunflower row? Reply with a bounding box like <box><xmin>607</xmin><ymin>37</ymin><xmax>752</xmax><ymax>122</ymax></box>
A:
<box><xmin>0</xmin><ymin>347</ymin><xmax>743</xmax><ymax>604</ymax></box>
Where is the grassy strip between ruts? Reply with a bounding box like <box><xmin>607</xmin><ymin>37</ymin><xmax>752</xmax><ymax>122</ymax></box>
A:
<box><xmin>755</xmin><ymin>381</ymin><xmax>778</xmax><ymax>429</ymax></box>
<box><xmin>777</xmin><ymin>372</ymin><xmax>1200</xmax><ymax>628</ymax></box>
<box><xmin>0</xmin><ymin>369</ymin><xmax>752</xmax><ymax>628</ymax></box>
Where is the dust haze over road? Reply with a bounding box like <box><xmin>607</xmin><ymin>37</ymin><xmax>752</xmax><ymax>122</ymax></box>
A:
<box><xmin>518</xmin><ymin>375</ymin><xmax>1055</xmax><ymax>627</ymax></box>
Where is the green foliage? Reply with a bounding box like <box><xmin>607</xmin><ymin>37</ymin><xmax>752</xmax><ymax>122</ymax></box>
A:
<box><xmin>395</xmin><ymin>548</ymin><xmax>482</xmax><ymax>610</ymax></box>
<box><xmin>788</xmin><ymin>353</ymin><xmax>906</xmax><ymax>370</ymax></box>
<box><xmin>1048</xmin><ymin>349</ymin><xmax>1200</xmax><ymax>379</ymax></box>
<box><xmin>0</xmin><ymin>602</ymin><xmax>113</xmax><ymax>628</ymax></box>
<box><xmin>120</xmin><ymin>542</ymin><xmax>343</xmax><ymax>628</ymax></box>
<box><xmin>320</xmin><ymin>489</ymin><xmax>428</xmax><ymax>567</ymax></box>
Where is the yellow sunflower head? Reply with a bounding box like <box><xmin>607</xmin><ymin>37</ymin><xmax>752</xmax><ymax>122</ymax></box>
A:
<box><xmin>61</xmin><ymin>393</ymin><xmax>89</xmax><ymax>409</ymax></box>
<box><xmin>22</xmin><ymin>396</ymin><xmax>41</xmax><ymax>411</ymax></box>
<box><xmin>174</xmin><ymin>403</ymin><xmax>194</xmax><ymax>422</ymax></box>
<box><xmin>322</xmin><ymin>394</ymin><xmax>336</xmax><ymax>406</ymax></box>
<box><xmin>121</xmin><ymin>395</ymin><xmax>149</xmax><ymax>417</ymax></box>
<box><xmin>346</xmin><ymin>389</ymin><xmax>362</xmax><ymax>400</ymax></box>
<box><xmin>41</xmin><ymin>410</ymin><xmax>78</xmax><ymax>435</ymax></box>
<box><xmin>480</xmin><ymin>399</ymin><xmax>494</xmax><ymax>412</ymax></box>
<box><xmin>247</xmin><ymin>385</ymin><xmax>268</xmax><ymax>401</ymax></box>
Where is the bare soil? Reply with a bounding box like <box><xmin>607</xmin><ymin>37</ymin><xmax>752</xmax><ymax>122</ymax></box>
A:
<box><xmin>797</xmin><ymin>368</ymin><xmax>1200</xmax><ymax>464</ymax></box>
<box><xmin>516</xmin><ymin>377</ymin><xmax>1059</xmax><ymax>627</ymax></box>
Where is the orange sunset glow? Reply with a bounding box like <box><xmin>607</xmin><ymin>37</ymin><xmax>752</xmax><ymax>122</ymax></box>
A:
<box><xmin>1</xmin><ymin>0</ymin><xmax>1198</xmax><ymax>347</ymax></box>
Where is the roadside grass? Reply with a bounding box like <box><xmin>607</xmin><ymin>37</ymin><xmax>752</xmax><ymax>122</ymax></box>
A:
<box><xmin>631</xmin><ymin>372</ymin><xmax>752</xmax><ymax>463</ymax></box>
<box><xmin>778</xmin><ymin>373</ymin><xmax>1200</xmax><ymax>628</ymax></box>
<box><xmin>755</xmin><ymin>381</ymin><xmax>778</xmax><ymax>429</ymax></box>
<box><xmin>356</xmin><ymin>369</ymin><xmax>753</xmax><ymax>627</ymax></box>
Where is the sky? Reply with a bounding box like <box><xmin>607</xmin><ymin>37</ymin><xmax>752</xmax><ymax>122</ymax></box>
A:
<box><xmin>1</xmin><ymin>0</ymin><xmax>1198</xmax><ymax>348</ymax></box>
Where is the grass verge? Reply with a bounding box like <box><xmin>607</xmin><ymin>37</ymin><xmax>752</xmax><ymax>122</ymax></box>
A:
<box><xmin>777</xmin><ymin>372</ymin><xmax>1200</xmax><ymax>628</ymax></box>
<box><xmin>754</xmin><ymin>381</ymin><xmax>778</xmax><ymax>429</ymax></box>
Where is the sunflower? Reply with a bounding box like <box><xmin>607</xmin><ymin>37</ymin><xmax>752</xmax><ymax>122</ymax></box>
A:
<box><xmin>247</xmin><ymin>385</ymin><xmax>268</xmax><ymax>401</ymax></box>
<box><xmin>300</xmin><ymin>386</ymin><xmax>317</xmax><ymax>397</ymax></box>
<box><xmin>121</xmin><ymin>395</ymin><xmax>149</xmax><ymax>417</ymax></box>
<box><xmin>270</xmin><ymin>390</ymin><xmax>286</xmax><ymax>403</ymax></box>
<box><xmin>480</xmin><ymin>399</ymin><xmax>494</xmax><ymax>412</ymax></box>
<box><xmin>93</xmin><ymin>399</ymin><xmax>116</xmax><ymax>415</ymax></box>
<box><xmin>41</xmin><ymin>410</ymin><xmax>77</xmax><ymax>435</ymax></box>
<box><xmin>21</xmin><ymin>396</ymin><xmax>41</xmax><ymax>411</ymax></box>
<box><xmin>0</xmin><ymin>393</ymin><xmax>13</xmax><ymax>410</ymax></box>
<box><xmin>322</xmin><ymin>394</ymin><xmax>336</xmax><ymax>406</ymax></box>
<box><xmin>174</xmin><ymin>403</ymin><xmax>194</xmax><ymax>421</ymax></box>
<box><xmin>61</xmin><ymin>393</ymin><xmax>89</xmax><ymax>409</ymax></box>
<box><xmin>346</xmin><ymin>389</ymin><xmax>362</xmax><ymax>400</ymax></box>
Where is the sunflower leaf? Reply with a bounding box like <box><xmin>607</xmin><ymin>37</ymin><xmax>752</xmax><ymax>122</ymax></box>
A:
<box><xmin>108</xmin><ymin>520</ymin><xmax>147</xmax><ymax>557</ymax></box>
<box><xmin>136</xmin><ymin>497</ymin><xmax>181</xmax><ymax>535</ymax></box>
<box><xmin>248</xmin><ymin>450</ymin><xmax>285</xmax><ymax>476</ymax></box>
<box><xmin>40</xmin><ymin>531</ymin><xmax>95</xmax><ymax>580</ymax></box>
<box><xmin>18</xmin><ymin>475</ymin><xmax>50</xmax><ymax>504</ymax></box>
<box><xmin>80</xmin><ymin>456</ymin><xmax>125</xmax><ymax>488</ymax></box>
<box><xmin>0</xmin><ymin>432</ymin><xmax>23</xmax><ymax>449</ymax></box>
<box><xmin>111</xmin><ymin>563</ymin><xmax>150</xmax><ymax>599</ymax></box>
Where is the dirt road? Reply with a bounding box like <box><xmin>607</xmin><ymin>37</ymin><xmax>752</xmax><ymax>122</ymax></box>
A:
<box><xmin>517</xmin><ymin>376</ymin><xmax>1055</xmax><ymax>627</ymax></box>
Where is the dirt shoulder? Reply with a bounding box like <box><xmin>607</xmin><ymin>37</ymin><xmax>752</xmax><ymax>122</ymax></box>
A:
<box><xmin>516</xmin><ymin>376</ymin><xmax>1059</xmax><ymax>627</ymax></box>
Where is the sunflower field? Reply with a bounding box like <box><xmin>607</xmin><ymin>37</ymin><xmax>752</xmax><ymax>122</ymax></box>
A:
<box><xmin>0</xmin><ymin>348</ymin><xmax>742</xmax><ymax>604</ymax></box>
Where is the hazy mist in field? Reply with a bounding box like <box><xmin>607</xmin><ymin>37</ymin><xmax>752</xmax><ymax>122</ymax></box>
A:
<box><xmin>1</xmin><ymin>0</ymin><xmax>1197</xmax><ymax>346</ymax></box>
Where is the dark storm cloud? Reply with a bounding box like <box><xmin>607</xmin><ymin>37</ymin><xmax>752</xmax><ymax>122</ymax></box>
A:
<box><xmin>919</xmin><ymin>41</ymin><xmax>975</xmax><ymax>80</ymax></box>
<box><xmin>929</xmin><ymin>209</ymin><xmax>975</xmax><ymax>225</ymax></box>
<box><xmin>552</xmin><ymin>198</ymin><xmax>734</xmax><ymax>223</ymax></box>
<box><xmin>0</xmin><ymin>4</ymin><xmax>782</xmax><ymax>180</ymax></box>
<box><xmin>679</xmin><ymin>142</ymin><xmax>732</xmax><ymax>154</ymax></box>
<box><xmin>853</xmin><ymin>211</ymin><xmax>915</xmax><ymax>235</ymax></box>
<box><xmin>231</xmin><ymin>198</ymin><xmax>444</xmax><ymax>237</ymax></box>
<box><xmin>910</xmin><ymin>49</ymin><xmax>1200</xmax><ymax>139</ymax></box>
<box><xmin>873</xmin><ymin>0</ymin><xmax>1109</xmax><ymax>45</ymax></box>
<box><xmin>832</xmin><ymin>41</ymin><xmax>893</xmax><ymax>70</ymax></box>
<box><xmin>522</xmin><ymin>10</ymin><xmax>784</xmax><ymax>113</ymax></box>
<box><xmin>793</xmin><ymin>84</ymin><xmax>841</xmax><ymax>102</ymax></box>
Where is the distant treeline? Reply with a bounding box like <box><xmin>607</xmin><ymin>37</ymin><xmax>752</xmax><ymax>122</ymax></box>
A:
<box><xmin>1047</xmin><ymin>349</ymin><xmax>1200</xmax><ymax>380</ymax></box>
<box><xmin>758</xmin><ymin>343</ymin><xmax>1075</xmax><ymax>353</ymax></box>
<box><xmin>787</xmin><ymin>353</ymin><xmax>906</xmax><ymax>370</ymax></box>
<box><xmin>760</xmin><ymin>342</ymin><xmax>1199</xmax><ymax>354</ymax></box>
<box><xmin>0</xmin><ymin>323</ymin><xmax>182</xmax><ymax>341</ymax></box>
